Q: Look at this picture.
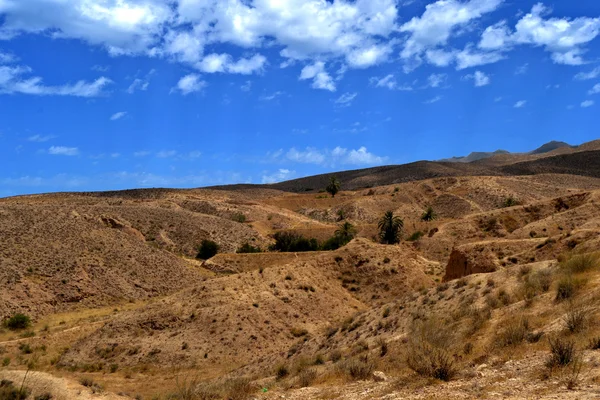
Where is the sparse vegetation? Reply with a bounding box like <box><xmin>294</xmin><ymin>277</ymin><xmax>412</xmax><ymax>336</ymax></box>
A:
<box><xmin>3</xmin><ymin>314</ymin><xmax>31</xmax><ymax>331</ymax></box>
<box><xmin>407</xmin><ymin>231</ymin><xmax>424</xmax><ymax>241</ymax></box>
<box><xmin>547</xmin><ymin>337</ymin><xmax>575</xmax><ymax>368</ymax></box>
<box><xmin>0</xmin><ymin>379</ymin><xmax>30</xmax><ymax>400</ymax></box>
<box><xmin>325</xmin><ymin>176</ymin><xmax>341</xmax><ymax>198</ymax></box>
<box><xmin>378</xmin><ymin>211</ymin><xmax>403</xmax><ymax>244</ymax></box>
<box><xmin>196</xmin><ymin>239</ymin><xmax>219</xmax><ymax>260</ymax></box>
<box><xmin>421</xmin><ymin>206</ymin><xmax>437</xmax><ymax>222</ymax></box>
<box><xmin>270</xmin><ymin>231</ymin><xmax>319</xmax><ymax>252</ymax></box>
<box><xmin>237</xmin><ymin>242</ymin><xmax>262</xmax><ymax>253</ymax></box>
<box><xmin>406</xmin><ymin>318</ymin><xmax>456</xmax><ymax>381</ymax></box>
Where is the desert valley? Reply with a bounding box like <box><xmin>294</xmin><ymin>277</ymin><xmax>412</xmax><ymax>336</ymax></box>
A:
<box><xmin>2</xmin><ymin>140</ymin><xmax>600</xmax><ymax>399</ymax></box>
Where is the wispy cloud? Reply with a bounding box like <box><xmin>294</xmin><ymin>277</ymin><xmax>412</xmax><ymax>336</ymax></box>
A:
<box><xmin>424</xmin><ymin>95</ymin><xmax>442</xmax><ymax>104</ymax></box>
<box><xmin>27</xmin><ymin>134</ymin><xmax>55</xmax><ymax>142</ymax></box>
<box><xmin>272</xmin><ymin>146</ymin><xmax>386</xmax><ymax>166</ymax></box>
<box><xmin>0</xmin><ymin>65</ymin><xmax>112</xmax><ymax>97</ymax></box>
<box><xmin>581</xmin><ymin>100</ymin><xmax>594</xmax><ymax>108</ymax></box>
<box><xmin>172</xmin><ymin>74</ymin><xmax>206</xmax><ymax>95</ymax></box>
<box><xmin>514</xmin><ymin>100</ymin><xmax>527</xmax><ymax>108</ymax></box>
<box><xmin>262</xmin><ymin>168</ymin><xmax>295</xmax><ymax>184</ymax></box>
<box><xmin>110</xmin><ymin>111</ymin><xmax>127</xmax><ymax>121</ymax></box>
<box><xmin>260</xmin><ymin>91</ymin><xmax>284</xmax><ymax>101</ymax></box>
<box><xmin>48</xmin><ymin>146</ymin><xmax>79</xmax><ymax>156</ymax></box>
<box><xmin>334</xmin><ymin>92</ymin><xmax>357</xmax><ymax>107</ymax></box>
<box><xmin>462</xmin><ymin>70</ymin><xmax>490</xmax><ymax>87</ymax></box>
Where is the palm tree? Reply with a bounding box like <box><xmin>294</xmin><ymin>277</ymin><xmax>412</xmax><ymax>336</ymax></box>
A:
<box><xmin>335</xmin><ymin>221</ymin><xmax>357</xmax><ymax>244</ymax></box>
<box><xmin>326</xmin><ymin>176</ymin><xmax>341</xmax><ymax>198</ymax></box>
<box><xmin>421</xmin><ymin>206</ymin><xmax>437</xmax><ymax>222</ymax></box>
<box><xmin>378</xmin><ymin>211</ymin><xmax>403</xmax><ymax>244</ymax></box>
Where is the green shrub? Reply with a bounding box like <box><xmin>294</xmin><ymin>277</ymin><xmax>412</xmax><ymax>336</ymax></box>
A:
<box><xmin>3</xmin><ymin>314</ymin><xmax>31</xmax><ymax>331</ymax></box>
<box><xmin>231</xmin><ymin>213</ymin><xmax>247</xmax><ymax>223</ymax></box>
<box><xmin>196</xmin><ymin>239</ymin><xmax>219</xmax><ymax>260</ymax></box>
<box><xmin>503</xmin><ymin>196</ymin><xmax>520</xmax><ymax>208</ymax></box>
<box><xmin>237</xmin><ymin>242</ymin><xmax>262</xmax><ymax>253</ymax></box>
<box><xmin>407</xmin><ymin>231</ymin><xmax>424</xmax><ymax>241</ymax></box>
<box><xmin>269</xmin><ymin>232</ymin><xmax>319</xmax><ymax>252</ymax></box>
<box><xmin>275</xmin><ymin>365</ymin><xmax>288</xmax><ymax>380</ymax></box>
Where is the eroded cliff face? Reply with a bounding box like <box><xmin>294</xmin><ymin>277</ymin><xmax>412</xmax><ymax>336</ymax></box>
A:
<box><xmin>443</xmin><ymin>245</ymin><xmax>499</xmax><ymax>281</ymax></box>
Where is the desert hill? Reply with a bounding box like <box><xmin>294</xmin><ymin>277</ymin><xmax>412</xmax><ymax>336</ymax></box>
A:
<box><xmin>2</xmin><ymin>142</ymin><xmax>600</xmax><ymax>398</ymax></box>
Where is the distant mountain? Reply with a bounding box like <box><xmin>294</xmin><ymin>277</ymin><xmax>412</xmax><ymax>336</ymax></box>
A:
<box><xmin>439</xmin><ymin>150</ymin><xmax>510</xmax><ymax>163</ymax></box>
<box><xmin>440</xmin><ymin>140</ymin><xmax>573</xmax><ymax>163</ymax></box>
<box><xmin>529</xmin><ymin>140</ymin><xmax>572</xmax><ymax>155</ymax></box>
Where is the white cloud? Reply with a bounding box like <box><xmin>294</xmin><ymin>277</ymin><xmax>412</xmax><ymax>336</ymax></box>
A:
<box><xmin>581</xmin><ymin>100</ymin><xmax>594</xmax><ymax>108</ymax></box>
<box><xmin>494</xmin><ymin>96</ymin><xmax>503</xmax><ymax>102</ymax></box>
<box><xmin>589</xmin><ymin>84</ymin><xmax>600</xmax><ymax>95</ymax></box>
<box><xmin>286</xmin><ymin>147</ymin><xmax>326</xmax><ymax>165</ymax></box>
<box><xmin>196</xmin><ymin>53</ymin><xmax>266</xmax><ymax>75</ymax></box>
<box><xmin>479</xmin><ymin>4</ymin><xmax>600</xmax><ymax>65</ymax></box>
<box><xmin>399</xmin><ymin>0</ymin><xmax>503</xmax><ymax>67</ymax></box>
<box><xmin>575</xmin><ymin>67</ymin><xmax>600</xmax><ymax>80</ymax></box>
<box><xmin>27</xmin><ymin>134</ymin><xmax>55</xmax><ymax>142</ymax></box>
<box><xmin>455</xmin><ymin>46</ymin><xmax>505</xmax><ymax>70</ymax></box>
<box><xmin>127</xmin><ymin>69</ymin><xmax>155</xmax><ymax>94</ymax></box>
<box><xmin>0</xmin><ymin>0</ymin><xmax>172</xmax><ymax>55</ymax></box>
<box><xmin>156</xmin><ymin>150</ymin><xmax>177</xmax><ymax>158</ymax></box>
<box><xmin>424</xmin><ymin>95</ymin><xmax>442</xmax><ymax>104</ymax></box>
<box><xmin>515</xmin><ymin>63</ymin><xmax>528</xmax><ymax>75</ymax></box>
<box><xmin>463</xmin><ymin>70</ymin><xmax>490</xmax><ymax>86</ymax></box>
<box><xmin>0</xmin><ymin>51</ymin><xmax>17</xmax><ymax>63</ymax></box>
<box><xmin>514</xmin><ymin>100</ymin><xmax>527</xmax><ymax>108</ymax></box>
<box><xmin>342</xmin><ymin>146</ymin><xmax>386</xmax><ymax>165</ymax></box>
<box><xmin>370</xmin><ymin>74</ymin><xmax>397</xmax><ymax>90</ymax></box>
<box><xmin>259</xmin><ymin>91</ymin><xmax>284</xmax><ymax>101</ymax></box>
<box><xmin>48</xmin><ymin>146</ymin><xmax>79</xmax><ymax>156</ymax></box>
<box><xmin>110</xmin><ymin>111</ymin><xmax>127</xmax><ymax>121</ymax></box>
<box><xmin>92</xmin><ymin>65</ymin><xmax>109</xmax><ymax>72</ymax></box>
<box><xmin>127</xmin><ymin>78</ymin><xmax>149</xmax><ymax>93</ymax></box>
<box><xmin>334</xmin><ymin>92</ymin><xmax>358</xmax><ymax>107</ymax></box>
<box><xmin>280</xmin><ymin>146</ymin><xmax>385</xmax><ymax>166</ymax></box>
<box><xmin>427</xmin><ymin>73</ymin><xmax>447</xmax><ymax>88</ymax></box>
<box><xmin>133</xmin><ymin>150</ymin><xmax>151</xmax><ymax>157</ymax></box>
<box><xmin>240</xmin><ymin>80</ymin><xmax>252</xmax><ymax>92</ymax></box>
<box><xmin>0</xmin><ymin>0</ymin><xmax>402</xmax><ymax>89</ymax></box>
<box><xmin>262</xmin><ymin>168</ymin><xmax>295</xmax><ymax>184</ymax></box>
<box><xmin>0</xmin><ymin>65</ymin><xmax>112</xmax><ymax>96</ymax></box>
<box><xmin>369</xmin><ymin>74</ymin><xmax>413</xmax><ymax>91</ymax></box>
<box><xmin>299</xmin><ymin>62</ymin><xmax>335</xmax><ymax>92</ymax></box>
<box><xmin>172</xmin><ymin>73</ymin><xmax>206</xmax><ymax>95</ymax></box>
<box><xmin>346</xmin><ymin>43</ymin><xmax>393</xmax><ymax>69</ymax></box>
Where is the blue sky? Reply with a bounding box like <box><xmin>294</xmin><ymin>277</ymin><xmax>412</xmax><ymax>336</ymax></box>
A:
<box><xmin>1</xmin><ymin>0</ymin><xmax>600</xmax><ymax>196</ymax></box>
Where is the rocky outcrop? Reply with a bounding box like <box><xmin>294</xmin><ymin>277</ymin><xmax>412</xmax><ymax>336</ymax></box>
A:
<box><xmin>443</xmin><ymin>245</ymin><xmax>499</xmax><ymax>281</ymax></box>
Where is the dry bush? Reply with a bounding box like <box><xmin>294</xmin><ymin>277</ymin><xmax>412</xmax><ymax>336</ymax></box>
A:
<box><xmin>337</xmin><ymin>357</ymin><xmax>375</xmax><ymax>381</ymax></box>
<box><xmin>406</xmin><ymin>317</ymin><xmax>456</xmax><ymax>381</ymax></box>
<box><xmin>170</xmin><ymin>376</ymin><xmax>254</xmax><ymax>400</ymax></box>
<box><xmin>588</xmin><ymin>337</ymin><xmax>600</xmax><ymax>350</ymax></box>
<box><xmin>562</xmin><ymin>305</ymin><xmax>589</xmax><ymax>334</ymax></box>
<box><xmin>561</xmin><ymin>253</ymin><xmax>599</xmax><ymax>274</ymax></box>
<box><xmin>555</xmin><ymin>275</ymin><xmax>582</xmax><ymax>302</ymax></box>
<box><xmin>0</xmin><ymin>379</ymin><xmax>30</xmax><ymax>400</ymax></box>
<box><xmin>494</xmin><ymin>317</ymin><xmax>530</xmax><ymax>347</ymax></box>
<box><xmin>518</xmin><ymin>269</ymin><xmax>553</xmax><ymax>301</ymax></box>
<box><xmin>546</xmin><ymin>337</ymin><xmax>575</xmax><ymax>368</ymax></box>
<box><xmin>297</xmin><ymin>368</ymin><xmax>317</xmax><ymax>388</ymax></box>
<box><xmin>564</xmin><ymin>357</ymin><xmax>584</xmax><ymax>390</ymax></box>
